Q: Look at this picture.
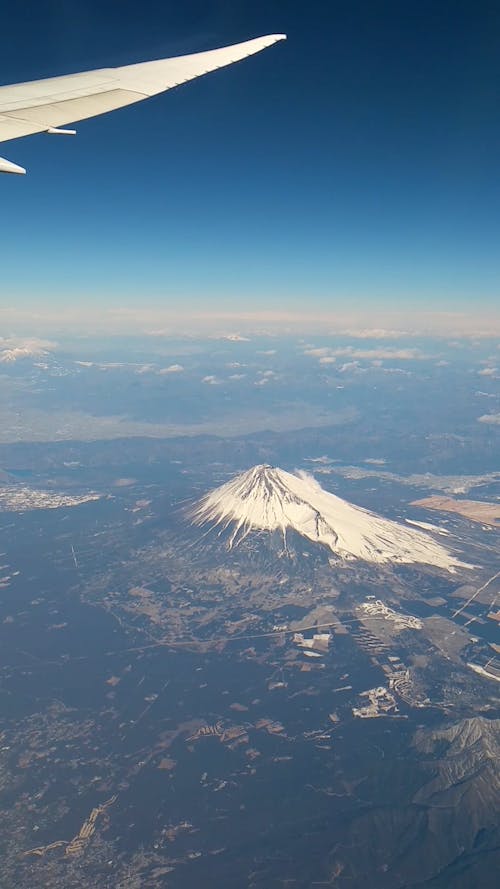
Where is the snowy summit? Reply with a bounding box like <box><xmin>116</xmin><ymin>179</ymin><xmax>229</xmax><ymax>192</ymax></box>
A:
<box><xmin>190</xmin><ymin>464</ymin><xmax>468</xmax><ymax>571</ymax></box>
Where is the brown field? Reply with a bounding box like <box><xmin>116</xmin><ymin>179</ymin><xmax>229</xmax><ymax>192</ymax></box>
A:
<box><xmin>411</xmin><ymin>495</ymin><xmax>500</xmax><ymax>526</ymax></box>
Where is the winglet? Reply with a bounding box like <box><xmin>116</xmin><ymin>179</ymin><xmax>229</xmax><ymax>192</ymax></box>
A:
<box><xmin>0</xmin><ymin>156</ymin><xmax>26</xmax><ymax>174</ymax></box>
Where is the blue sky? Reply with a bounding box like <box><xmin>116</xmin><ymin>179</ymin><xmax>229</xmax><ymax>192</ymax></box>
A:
<box><xmin>1</xmin><ymin>0</ymin><xmax>499</xmax><ymax>325</ymax></box>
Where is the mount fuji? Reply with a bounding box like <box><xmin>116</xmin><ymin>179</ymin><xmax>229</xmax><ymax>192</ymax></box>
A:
<box><xmin>189</xmin><ymin>465</ymin><xmax>468</xmax><ymax>572</ymax></box>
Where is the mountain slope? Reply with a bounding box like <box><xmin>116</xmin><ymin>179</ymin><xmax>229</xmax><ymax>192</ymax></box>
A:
<box><xmin>413</xmin><ymin>717</ymin><xmax>500</xmax><ymax>811</ymax></box>
<box><xmin>189</xmin><ymin>465</ymin><xmax>468</xmax><ymax>571</ymax></box>
<box><xmin>327</xmin><ymin>717</ymin><xmax>500</xmax><ymax>889</ymax></box>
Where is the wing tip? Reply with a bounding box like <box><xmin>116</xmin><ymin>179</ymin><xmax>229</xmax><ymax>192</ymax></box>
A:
<box><xmin>243</xmin><ymin>33</ymin><xmax>286</xmax><ymax>56</ymax></box>
<box><xmin>260</xmin><ymin>33</ymin><xmax>287</xmax><ymax>46</ymax></box>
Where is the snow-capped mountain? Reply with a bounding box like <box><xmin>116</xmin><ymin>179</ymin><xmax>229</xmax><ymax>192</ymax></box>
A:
<box><xmin>190</xmin><ymin>465</ymin><xmax>468</xmax><ymax>571</ymax></box>
<box><xmin>0</xmin><ymin>346</ymin><xmax>50</xmax><ymax>363</ymax></box>
<box><xmin>0</xmin><ymin>337</ymin><xmax>56</xmax><ymax>363</ymax></box>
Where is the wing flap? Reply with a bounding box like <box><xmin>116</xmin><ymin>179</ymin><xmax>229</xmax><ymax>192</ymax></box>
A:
<box><xmin>0</xmin><ymin>73</ymin><xmax>116</xmax><ymax>112</ymax></box>
<box><xmin>1</xmin><ymin>89</ymin><xmax>146</xmax><ymax>133</ymax></box>
<box><xmin>0</xmin><ymin>115</ymin><xmax>44</xmax><ymax>139</ymax></box>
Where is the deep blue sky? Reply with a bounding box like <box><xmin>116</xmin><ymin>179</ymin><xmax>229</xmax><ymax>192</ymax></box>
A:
<box><xmin>1</xmin><ymin>0</ymin><xmax>499</xmax><ymax>323</ymax></box>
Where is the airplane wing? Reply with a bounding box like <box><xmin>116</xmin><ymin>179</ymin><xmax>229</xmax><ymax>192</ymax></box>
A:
<box><xmin>0</xmin><ymin>33</ymin><xmax>286</xmax><ymax>174</ymax></box>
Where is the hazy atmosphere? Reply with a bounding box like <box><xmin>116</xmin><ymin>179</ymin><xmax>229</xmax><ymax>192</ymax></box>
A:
<box><xmin>2</xmin><ymin>0</ymin><xmax>500</xmax><ymax>332</ymax></box>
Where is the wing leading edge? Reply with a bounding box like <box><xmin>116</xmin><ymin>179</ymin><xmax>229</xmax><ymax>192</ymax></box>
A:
<box><xmin>0</xmin><ymin>33</ymin><xmax>286</xmax><ymax>174</ymax></box>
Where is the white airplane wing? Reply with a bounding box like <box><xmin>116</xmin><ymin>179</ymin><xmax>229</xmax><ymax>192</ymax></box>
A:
<box><xmin>0</xmin><ymin>33</ymin><xmax>285</xmax><ymax>174</ymax></box>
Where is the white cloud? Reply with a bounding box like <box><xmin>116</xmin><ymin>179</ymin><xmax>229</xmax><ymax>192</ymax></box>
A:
<box><xmin>95</xmin><ymin>362</ymin><xmax>129</xmax><ymax>370</ymax></box>
<box><xmin>304</xmin><ymin>345</ymin><xmax>426</xmax><ymax>362</ymax></box>
<box><xmin>159</xmin><ymin>364</ymin><xmax>184</xmax><ymax>374</ymax></box>
<box><xmin>216</xmin><ymin>334</ymin><xmax>250</xmax><ymax>342</ymax></box>
<box><xmin>341</xmin><ymin>346</ymin><xmax>425</xmax><ymax>360</ymax></box>
<box><xmin>202</xmin><ymin>375</ymin><xmax>222</xmax><ymax>385</ymax></box>
<box><xmin>229</xmin><ymin>373</ymin><xmax>246</xmax><ymax>380</ymax></box>
<box><xmin>319</xmin><ymin>356</ymin><xmax>336</xmax><ymax>364</ymax></box>
<box><xmin>337</xmin><ymin>328</ymin><xmax>410</xmax><ymax>339</ymax></box>
<box><xmin>478</xmin><ymin>413</ymin><xmax>500</xmax><ymax>425</ymax></box>
<box><xmin>339</xmin><ymin>361</ymin><xmax>363</xmax><ymax>374</ymax></box>
<box><xmin>478</xmin><ymin>367</ymin><xmax>498</xmax><ymax>377</ymax></box>
<box><xmin>257</xmin><ymin>349</ymin><xmax>277</xmax><ymax>355</ymax></box>
<box><xmin>303</xmin><ymin>347</ymin><xmax>332</xmax><ymax>358</ymax></box>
